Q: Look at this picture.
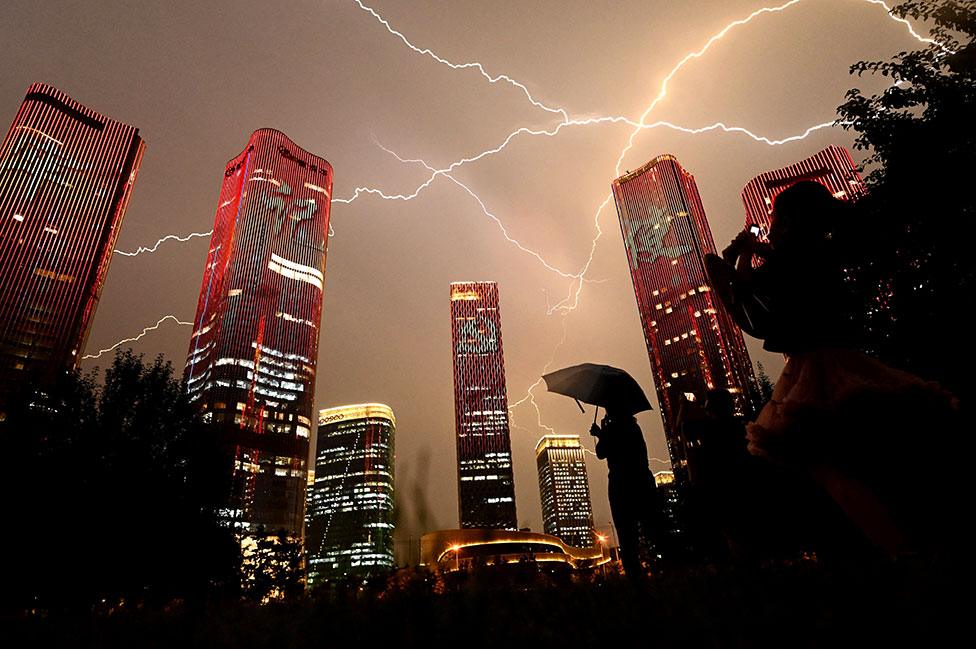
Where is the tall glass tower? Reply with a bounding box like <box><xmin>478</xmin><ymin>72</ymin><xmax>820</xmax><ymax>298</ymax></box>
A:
<box><xmin>0</xmin><ymin>83</ymin><xmax>145</xmax><ymax>416</ymax></box>
<box><xmin>612</xmin><ymin>154</ymin><xmax>760</xmax><ymax>484</ymax></box>
<box><xmin>741</xmin><ymin>145</ymin><xmax>867</xmax><ymax>237</ymax></box>
<box><xmin>307</xmin><ymin>404</ymin><xmax>396</xmax><ymax>585</ymax></box>
<box><xmin>184</xmin><ymin>128</ymin><xmax>332</xmax><ymax>537</ymax></box>
<box><xmin>536</xmin><ymin>435</ymin><xmax>595</xmax><ymax>548</ymax></box>
<box><xmin>450</xmin><ymin>281</ymin><xmax>517</xmax><ymax>529</ymax></box>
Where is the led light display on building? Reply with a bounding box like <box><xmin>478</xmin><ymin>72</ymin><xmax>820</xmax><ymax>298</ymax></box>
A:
<box><xmin>741</xmin><ymin>145</ymin><xmax>866</xmax><ymax>237</ymax></box>
<box><xmin>307</xmin><ymin>403</ymin><xmax>396</xmax><ymax>585</ymax></box>
<box><xmin>450</xmin><ymin>281</ymin><xmax>517</xmax><ymax>529</ymax></box>
<box><xmin>184</xmin><ymin>129</ymin><xmax>332</xmax><ymax>537</ymax></box>
<box><xmin>612</xmin><ymin>155</ymin><xmax>760</xmax><ymax>484</ymax></box>
<box><xmin>536</xmin><ymin>435</ymin><xmax>595</xmax><ymax>549</ymax></box>
<box><xmin>0</xmin><ymin>83</ymin><xmax>145</xmax><ymax>415</ymax></box>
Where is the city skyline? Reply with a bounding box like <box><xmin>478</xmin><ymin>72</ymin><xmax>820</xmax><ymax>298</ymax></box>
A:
<box><xmin>183</xmin><ymin>128</ymin><xmax>333</xmax><ymax>537</ymax></box>
<box><xmin>0</xmin><ymin>0</ymin><xmax>929</xmax><ymax>541</ymax></box>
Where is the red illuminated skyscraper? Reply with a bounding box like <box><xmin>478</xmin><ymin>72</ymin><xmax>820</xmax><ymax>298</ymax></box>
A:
<box><xmin>0</xmin><ymin>83</ymin><xmax>145</xmax><ymax>416</ymax></box>
<box><xmin>741</xmin><ymin>145</ymin><xmax>866</xmax><ymax>236</ymax></box>
<box><xmin>612</xmin><ymin>155</ymin><xmax>760</xmax><ymax>483</ymax></box>
<box><xmin>184</xmin><ymin>129</ymin><xmax>332</xmax><ymax>537</ymax></box>
<box><xmin>450</xmin><ymin>281</ymin><xmax>517</xmax><ymax>529</ymax></box>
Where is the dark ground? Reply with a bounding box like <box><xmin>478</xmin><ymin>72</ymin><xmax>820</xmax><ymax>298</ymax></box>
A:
<box><xmin>6</xmin><ymin>558</ymin><xmax>961</xmax><ymax>648</ymax></box>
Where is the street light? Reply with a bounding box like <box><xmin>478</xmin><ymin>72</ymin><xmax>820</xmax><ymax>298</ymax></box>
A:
<box><xmin>449</xmin><ymin>544</ymin><xmax>461</xmax><ymax>572</ymax></box>
<box><xmin>595</xmin><ymin>533</ymin><xmax>609</xmax><ymax>578</ymax></box>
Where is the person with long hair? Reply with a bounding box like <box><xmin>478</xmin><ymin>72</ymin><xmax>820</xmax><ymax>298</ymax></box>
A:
<box><xmin>706</xmin><ymin>181</ymin><xmax>957</xmax><ymax>557</ymax></box>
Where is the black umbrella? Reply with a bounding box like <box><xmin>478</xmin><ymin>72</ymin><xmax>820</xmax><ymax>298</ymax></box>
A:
<box><xmin>542</xmin><ymin>363</ymin><xmax>653</xmax><ymax>419</ymax></box>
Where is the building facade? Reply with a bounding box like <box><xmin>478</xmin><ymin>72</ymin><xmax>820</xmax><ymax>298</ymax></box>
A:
<box><xmin>741</xmin><ymin>145</ymin><xmax>866</xmax><ymax>236</ymax></box>
<box><xmin>184</xmin><ymin>128</ymin><xmax>332</xmax><ymax>537</ymax></box>
<box><xmin>0</xmin><ymin>83</ymin><xmax>145</xmax><ymax>415</ymax></box>
<box><xmin>307</xmin><ymin>404</ymin><xmax>396</xmax><ymax>584</ymax></box>
<box><xmin>653</xmin><ymin>470</ymin><xmax>685</xmax><ymax>556</ymax></box>
<box><xmin>535</xmin><ymin>435</ymin><xmax>595</xmax><ymax>549</ymax></box>
<box><xmin>450</xmin><ymin>281</ymin><xmax>517</xmax><ymax>529</ymax></box>
<box><xmin>612</xmin><ymin>154</ymin><xmax>760</xmax><ymax>484</ymax></box>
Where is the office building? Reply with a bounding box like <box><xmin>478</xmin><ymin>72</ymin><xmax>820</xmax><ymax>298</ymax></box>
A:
<box><xmin>536</xmin><ymin>435</ymin><xmax>595</xmax><ymax>548</ymax></box>
<box><xmin>612</xmin><ymin>154</ymin><xmax>760</xmax><ymax>484</ymax></box>
<box><xmin>0</xmin><ymin>83</ymin><xmax>145</xmax><ymax>415</ymax></box>
<box><xmin>307</xmin><ymin>404</ymin><xmax>396</xmax><ymax>584</ymax></box>
<box><xmin>184</xmin><ymin>128</ymin><xmax>332</xmax><ymax>537</ymax></box>
<box><xmin>450</xmin><ymin>281</ymin><xmax>517</xmax><ymax>529</ymax></box>
<box><xmin>741</xmin><ymin>144</ymin><xmax>866</xmax><ymax>236</ymax></box>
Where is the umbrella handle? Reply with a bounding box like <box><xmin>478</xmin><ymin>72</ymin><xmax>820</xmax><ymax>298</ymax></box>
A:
<box><xmin>593</xmin><ymin>405</ymin><xmax>599</xmax><ymax>426</ymax></box>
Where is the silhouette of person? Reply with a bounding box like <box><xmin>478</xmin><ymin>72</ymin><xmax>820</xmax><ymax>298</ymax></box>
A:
<box><xmin>591</xmin><ymin>407</ymin><xmax>660</xmax><ymax>578</ymax></box>
<box><xmin>705</xmin><ymin>181</ymin><xmax>957</xmax><ymax>556</ymax></box>
<box><xmin>679</xmin><ymin>389</ymin><xmax>750</xmax><ymax>562</ymax></box>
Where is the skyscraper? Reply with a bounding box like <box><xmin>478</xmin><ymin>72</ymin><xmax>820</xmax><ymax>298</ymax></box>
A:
<box><xmin>612</xmin><ymin>154</ymin><xmax>760</xmax><ymax>484</ymax></box>
<box><xmin>653</xmin><ymin>470</ymin><xmax>685</xmax><ymax>554</ymax></box>
<box><xmin>0</xmin><ymin>83</ymin><xmax>145</xmax><ymax>415</ymax></box>
<box><xmin>184</xmin><ymin>128</ymin><xmax>332</xmax><ymax>537</ymax></box>
<box><xmin>536</xmin><ymin>434</ymin><xmax>595</xmax><ymax>549</ymax></box>
<box><xmin>307</xmin><ymin>404</ymin><xmax>396</xmax><ymax>584</ymax></box>
<box><xmin>450</xmin><ymin>281</ymin><xmax>517</xmax><ymax>529</ymax></box>
<box><xmin>741</xmin><ymin>145</ymin><xmax>867</xmax><ymax>236</ymax></box>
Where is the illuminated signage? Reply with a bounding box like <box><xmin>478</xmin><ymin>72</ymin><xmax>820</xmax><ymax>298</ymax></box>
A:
<box><xmin>277</xmin><ymin>145</ymin><xmax>329</xmax><ymax>177</ymax></box>
<box><xmin>456</xmin><ymin>315</ymin><xmax>498</xmax><ymax>354</ymax></box>
<box><xmin>624</xmin><ymin>204</ymin><xmax>692</xmax><ymax>269</ymax></box>
<box><xmin>319</xmin><ymin>404</ymin><xmax>396</xmax><ymax>427</ymax></box>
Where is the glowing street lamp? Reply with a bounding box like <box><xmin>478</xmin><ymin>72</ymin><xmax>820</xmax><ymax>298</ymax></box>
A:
<box><xmin>449</xmin><ymin>544</ymin><xmax>461</xmax><ymax>572</ymax></box>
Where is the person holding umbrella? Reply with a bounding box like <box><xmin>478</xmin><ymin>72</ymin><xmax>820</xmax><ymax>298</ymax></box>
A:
<box><xmin>543</xmin><ymin>363</ymin><xmax>663</xmax><ymax>579</ymax></box>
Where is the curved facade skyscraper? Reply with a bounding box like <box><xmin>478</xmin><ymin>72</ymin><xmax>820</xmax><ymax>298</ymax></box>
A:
<box><xmin>450</xmin><ymin>281</ymin><xmax>517</xmax><ymax>530</ymax></box>
<box><xmin>0</xmin><ymin>83</ymin><xmax>145</xmax><ymax>416</ymax></box>
<box><xmin>184</xmin><ymin>129</ymin><xmax>332</xmax><ymax>536</ymax></box>
<box><xmin>307</xmin><ymin>403</ymin><xmax>396</xmax><ymax>584</ymax></box>
<box><xmin>612</xmin><ymin>155</ymin><xmax>760</xmax><ymax>483</ymax></box>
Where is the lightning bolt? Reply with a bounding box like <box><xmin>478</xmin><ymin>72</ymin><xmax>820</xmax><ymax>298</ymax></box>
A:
<box><xmin>350</xmin><ymin>0</ymin><xmax>567</xmax><ymax>120</ymax></box>
<box><xmin>81</xmin><ymin>315</ymin><xmax>192</xmax><ymax>360</ymax></box>
<box><xmin>507</xmin><ymin>316</ymin><xmax>570</xmax><ymax>438</ymax></box>
<box><xmin>543</xmin><ymin>0</ymin><xmax>933</xmax><ymax>318</ymax></box>
<box><xmin>99</xmin><ymin>1</ymin><xmax>943</xmax><ymax>442</ymax></box>
<box><xmin>347</xmin><ymin>0</ymin><xmax>941</xmax><ymax>436</ymax></box>
<box><xmin>113</xmin><ymin>222</ymin><xmax>335</xmax><ymax>257</ymax></box>
<box><xmin>375</xmin><ymin>141</ymin><xmax>581</xmax><ymax>278</ymax></box>
<box><xmin>114</xmin><ymin>230</ymin><xmax>213</xmax><ymax>257</ymax></box>
<box><xmin>866</xmin><ymin>0</ymin><xmax>954</xmax><ymax>53</ymax></box>
<box><xmin>336</xmin><ymin>118</ymin><xmax>837</xmax><ymax>206</ymax></box>
<box><xmin>115</xmin><ymin>1</ymin><xmax>939</xmax><ymax>259</ymax></box>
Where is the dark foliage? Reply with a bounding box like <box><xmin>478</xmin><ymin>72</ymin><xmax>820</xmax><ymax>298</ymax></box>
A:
<box><xmin>242</xmin><ymin>528</ymin><xmax>305</xmax><ymax>603</ymax></box>
<box><xmin>0</xmin><ymin>350</ymin><xmax>239</xmax><ymax>614</ymax></box>
<box><xmin>755</xmin><ymin>362</ymin><xmax>775</xmax><ymax>404</ymax></box>
<box><xmin>6</xmin><ymin>561</ymin><xmax>963</xmax><ymax>648</ymax></box>
<box><xmin>837</xmin><ymin>0</ymin><xmax>976</xmax><ymax>400</ymax></box>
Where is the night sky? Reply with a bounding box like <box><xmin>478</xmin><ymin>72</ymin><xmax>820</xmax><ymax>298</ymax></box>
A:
<box><xmin>1</xmin><ymin>0</ymin><xmax>927</xmax><ymax>554</ymax></box>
